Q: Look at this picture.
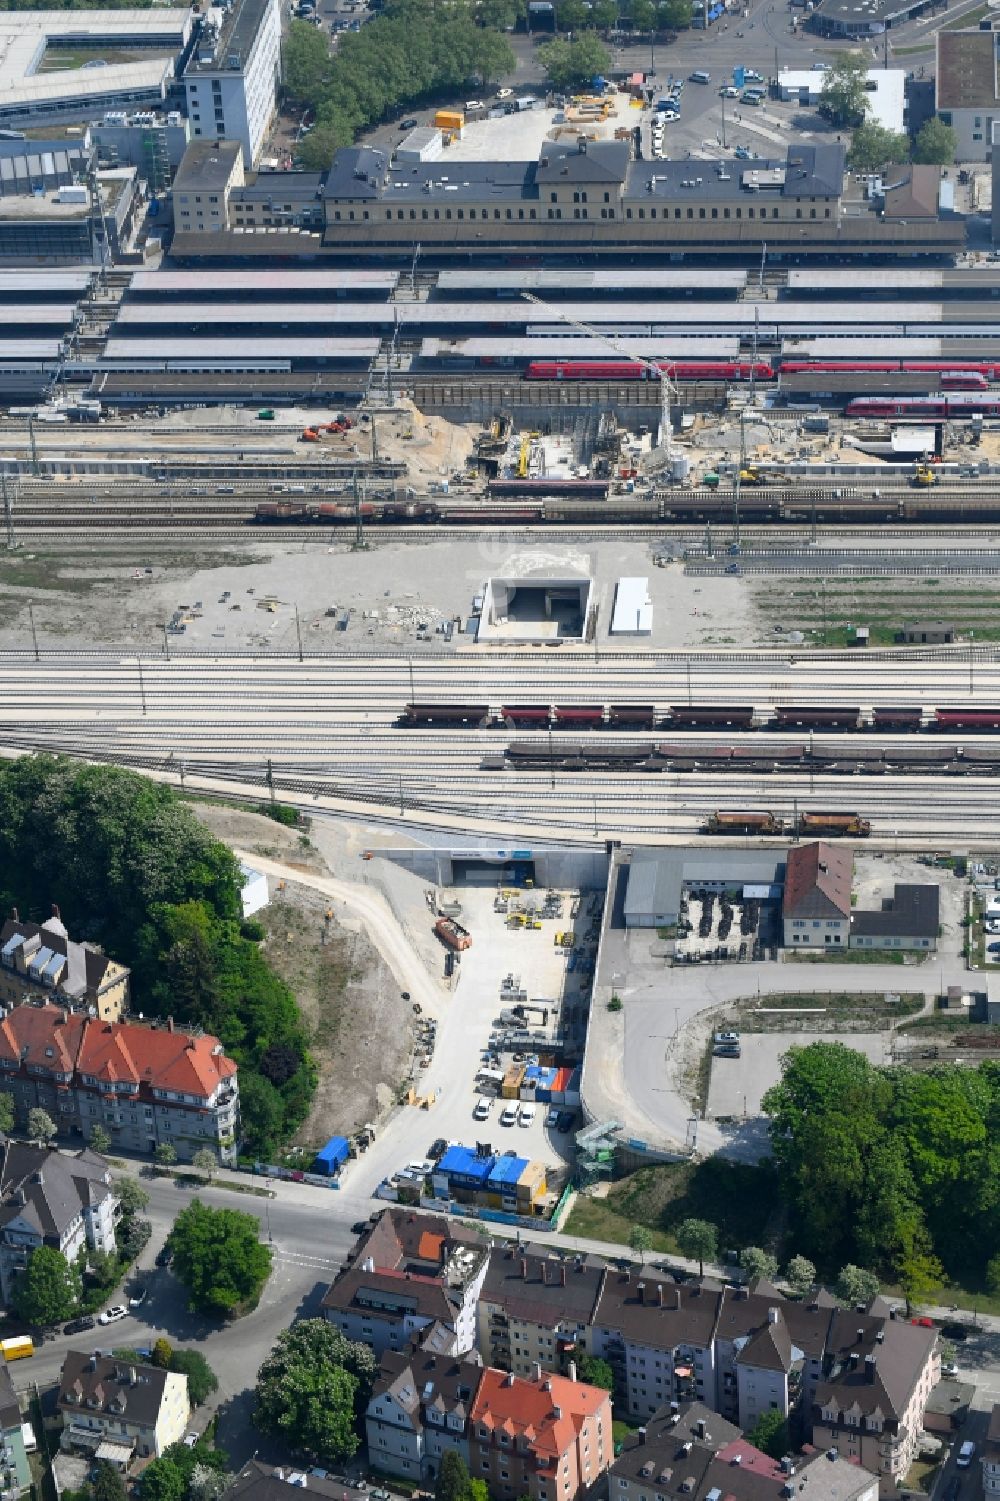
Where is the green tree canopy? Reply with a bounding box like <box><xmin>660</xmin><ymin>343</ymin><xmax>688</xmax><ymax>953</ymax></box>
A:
<box><xmin>141</xmin><ymin>1459</ymin><xmax>187</xmax><ymax>1501</ymax></box>
<box><xmin>575</xmin><ymin>1354</ymin><xmax>614</xmax><ymax>1391</ymax></box>
<box><xmin>784</xmin><ymin>1254</ymin><xmax>817</xmax><ymax>1297</ymax></box>
<box><xmin>155</xmin><ymin>1144</ymin><xmax>178</xmax><ymax>1166</ymax></box>
<box><xmin>630</xmin><ymin>0</ymin><xmax>655</xmax><ymax>28</ymax></box>
<box><xmin>675</xmin><ymin>1218</ymin><xmax>718</xmax><ymax>1276</ymax></box>
<box><xmin>169</xmin><ymin>1349</ymin><xmax>219</xmax><ymax>1406</ymax></box>
<box><xmin>629</xmin><ymin>1224</ymin><xmax>654</xmax><ymax>1264</ymax></box>
<box><xmin>168</xmin><ymin>1201</ymin><xmax>272</xmax><ymax>1317</ymax></box>
<box><xmin>0</xmin><ymin>1094</ymin><xmax>14</xmax><ymax>1136</ymax></box>
<box><xmin>656</xmin><ymin>0</ymin><xmax>690</xmax><ymax>28</ymax></box>
<box><xmin>835</xmin><ymin>1263</ymin><xmax>882</xmax><ymax>1305</ymax></box>
<box><xmin>114</xmin><ymin>1177</ymin><xmax>150</xmax><ymax>1218</ymax></box>
<box><xmin>913</xmin><ymin>115</ymin><xmax>957</xmax><ymax>164</ymax></box>
<box><xmin>747</xmin><ymin>1408</ymin><xmax>789</xmax><ymax>1459</ymax></box>
<box><xmin>254</xmin><ymin>1319</ymin><xmax>376</xmax><ymax>1464</ymax></box>
<box><xmin>847</xmin><ymin>121</ymin><xmax>909</xmax><ymax>170</ymax></box>
<box><xmin>13</xmin><ymin>1246</ymin><xmax>81</xmax><ymax>1326</ymax></box>
<box><xmin>536</xmin><ymin>30</ymin><xmax>611</xmax><ymax>87</ymax></box>
<box><xmin>237</xmin><ymin>1073</ymin><xmax>286</xmax><ymax>1158</ymax></box>
<box><xmin>284</xmin><ymin>20</ymin><xmax>336</xmax><ymax>101</ymax></box>
<box><xmin>436</xmin><ymin>1452</ymin><xmax>473</xmax><ymax>1501</ymax></box>
<box><xmin>27</xmin><ymin>1108</ymin><xmax>55</xmax><ymax>1142</ymax></box>
<box><xmin>740</xmin><ymin>1246</ymin><xmax>778</xmax><ymax>1283</ymax></box>
<box><xmin>92</xmin><ymin>1463</ymin><xmax>128</xmax><ymax>1501</ymax></box>
<box><xmin>818</xmin><ymin>51</ymin><xmax>870</xmax><ymax>128</ymax></box>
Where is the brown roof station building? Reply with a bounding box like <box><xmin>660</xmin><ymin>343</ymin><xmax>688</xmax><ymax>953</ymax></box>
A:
<box><xmin>782</xmin><ymin>842</ymin><xmax>853</xmax><ymax>949</ymax></box>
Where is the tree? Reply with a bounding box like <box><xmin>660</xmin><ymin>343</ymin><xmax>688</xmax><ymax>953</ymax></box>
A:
<box><xmin>740</xmin><ymin>1246</ymin><xmax>778</xmax><ymax>1283</ymax></box>
<box><xmin>0</xmin><ymin>1093</ymin><xmax>14</xmax><ymax>1135</ymax></box>
<box><xmin>913</xmin><ymin>115</ymin><xmax>957</xmax><ymax>165</ymax></box>
<box><xmin>436</xmin><ymin>1451</ymin><xmax>473</xmax><ymax>1501</ymax></box>
<box><xmin>255</xmin><ymin>1319</ymin><xmax>375</xmax><ymax>1464</ymax></box>
<box><xmin>629</xmin><ymin>1225</ymin><xmax>654</xmax><ymax>1264</ymax></box>
<box><xmin>92</xmin><ymin>1462</ymin><xmax>128</xmax><ymax>1501</ymax></box>
<box><xmin>89</xmin><ymin>1125</ymin><xmax>112</xmax><ymax>1154</ymax></box>
<box><xmin>656</xmin><ymin>0</ymin><xmax>690</xmax><ymax>27</ymax></box>
<box><xmin>155</xmin><ymin>1143</ymin><xmax>178</xmax><ymax>1167</ymax></box>
<box><xmin>238</xmin><ymin>1073</ymin><xmax>286</xmax><ymax>1158</ymax></box>
<box><xmin>27</xmin><ymin>1108</ymin><xmax>55</xmax><ymax>1143</ymax></box>
<box><xmin>630</xmin><ymin>0</ymin><xmax>655</xmax><ymax>28</ymax></box>
<box><xmin>114</xmin><ymin>1177</ymin><xmax>150</xmax><ymax>1218</ymax></box>
<box><xmin>818</xmin><ymin>50</ymin><xmax>870</xmax><ymax>128</ymax></box>
<box><xmin>835</xmin><ymin>1264</ymin><xmax>882</xmax><ymax>1305</ymax></box>
<box><xmin>192</xmin><ymin>1148</ymin><xmax>217</xmax><ymax>1179</ymax></box>
<box><xmin>847</xmin><ymin>121</ymin><xmax>909</xmax><ymax>171</ymax></box>
<box><xmin>141</xmin><ymin>1458</ymin><xmax>187</xmax><ymax>1501</ymax></box>
<box><xmin>555</xmin><ymin>0</ymin><xmax>588</xmax><ymax>30</ymax></box>
<box><xmin>189</xmin><ymin>1466</ymin><xmax>228</xmax><ymax>1501</ymax></box>
<box><xmin>152</xmin><ymin>1337</ymin><xmax>174</xmax><ymax>1369</ymax></box>
<box><xmin>13</xmin><ymin>1246</ymin><xmax>81</xmax><ymax>1325</ymax></box>
<box><xmin>987</xmin><ymin>1251</ymin><xmax>1000</xmax><ymax>1295</ymax></box>
<box><xmin>747</xmin><ymin>1408</ymin><xmax>789</xmax><ymax>1460</ymax></box>
<box><xmin>896</xmin><ymin>1235</ymin><xmax>943</xmax><ymax>1315</ymax></box>
<box><xmin>784</xmin><ymin>1254</ymin><xmax>817</xmax><ymax>1297</ymax></box>
<box><xmin>295</xmin><ymin>125</ymin><xmax>346</xmax><ymax>172</ymax></box>
<box><xmin>675</xmin><ymin>1218</ymin><xmax>718</xmax><ymax>1277</ymax></box>
<box><xmin>575</xmin><ymin>1353</ymin><xmax>614</xmax><ymax>1391</ymax></box>
<box><xmin>86</xmin><ymin>1249</ymin><xmax>120</xmax><ymax>1292</ymax></box>
<box><xmin>536</xmin><ymin>30</ymin><xmax>611</xmax><ymax>88</ymax></box>
<box><xmin>591</xmin><ymin>0</ymin><xmax>617</xmax><ymax>29</ymax></box>
<box><xmin>169</xmin><ymin>1349</ymin><xmax>219</xmax><ymax>1406</ymax></box>
<box><xmin>284</xmin><ymin>20</ymin><xmax>335</xmax><ymax>101</ymax></box>
<box><xmin>168</xmin><ymin>1201</ymin><xmax>272</xmax><ymax>1317</ymax></box>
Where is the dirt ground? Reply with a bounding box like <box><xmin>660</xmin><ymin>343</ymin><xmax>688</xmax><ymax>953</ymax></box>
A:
<box><xmin>191</xmin><ymin>803</ymin><xmax>414</xmax><ymax>1144</ymax></box>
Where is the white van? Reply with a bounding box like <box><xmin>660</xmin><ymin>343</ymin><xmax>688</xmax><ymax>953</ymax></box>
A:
<box><xmin>689</xmin><ymin>69</ymin><xmax>711</xmax><ymax>83</ymax></box>
<box><xmin>473</xmin><ymin>1097</ymin><xmax>492</xmax><ymax>1120</ymax></box>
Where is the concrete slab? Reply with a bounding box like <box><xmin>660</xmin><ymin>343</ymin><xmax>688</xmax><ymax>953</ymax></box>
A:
<box><xmin>706</xmin><ymin>1030</ymin><xmax>889</xmax><ymax>1119</ymax></box>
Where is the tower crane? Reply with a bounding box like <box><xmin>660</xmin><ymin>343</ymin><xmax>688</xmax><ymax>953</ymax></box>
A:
<box><xmin>520</xmin><ymin>292</ymin><xmax>683</xmax><ymax>472</ymax></box>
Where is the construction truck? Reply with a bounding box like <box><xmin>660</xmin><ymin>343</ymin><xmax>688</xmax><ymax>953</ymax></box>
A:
<box><xmin>912</xmin><ymin>462</ymin><xmax>938</xmax><ymax>487</ymax></box>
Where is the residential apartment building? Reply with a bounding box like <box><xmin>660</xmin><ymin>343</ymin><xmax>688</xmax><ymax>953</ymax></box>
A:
<box><xmin>0</xmin><ymin>1003</ymin><xmax>238</xmax><ymax>1165</ymax></box>
<box><xmin>469</xmin><ymin>1366</ymin><xmax>611</xmax><ymax>1501</ymax></box>
<box><xmin>0</xmin><ymin>910</ymin><xmax>129</xmax><ymax>1020</ymax></box>
<box><xmin>782</xmin><ymin>841</ymin><xmax>853</xmax><ymax>949</ymax></box>
<box><xmin>182</xmin><ymin>0</ymin><xmax>281</xmax><ymax>167</ymax></box>
<box><xmin>322</xmin><ymin>1209</ymin><xmax>489</xmax><ymax>1358</ymax></box>
<box><xmin>611</xmin><ymin>1400</ymin><xmax>879</xmax><ymax>1501</ymax></box>
<box><xmin>983</xmin><ymin>1403</ymin><xmax>1000</xmax><ymax>1496</ymax></box>
<box><xmin>936</xmin><ymin>29</ymin><xmax>997</xmax><ymax>163</ymax></box>
<box><xmin>589</xmin><ymin>1272</ymin><xmax>723</xmax><ymax>1422</ymax></box>
<box><xmin>58</xmin><ymin>1352</ymin><xmax>190</xmax><ymax>1463</ymax></box>
<box><xmin>171</xmin><ymin>140</ymin><xmax>245</xmax><ymax>236</ymax></box>
<box><xmin>0</xmin><ymin>1141</ymin><xmax>118</xmax><ymax>1306</ymax></box>
<box><xmin>477</xmin><ymin>1246</ymin><xmax>605</xmax><ymax>1380</ymax></box>
<box><xmin>0</xmin><ymin>1362</ymin><xmax>31</xmax><ymax>1497</ymax></box>
<box><xmin>712</xmin><ymin>1283</ymin><xmax>836</xmax><ymax>1428</ymax></box>
<box><xmin>365</xmin><ymin>1346</ymin><xmax>484</xmax><ymax>1483</ymax></box>
<box><xmin>811</xmin><ymin>1308</ymin><xmax>939</xmax><ymax>1488</ymax></box>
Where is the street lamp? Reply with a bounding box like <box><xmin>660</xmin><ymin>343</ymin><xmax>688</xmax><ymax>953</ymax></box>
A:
<box><xmin>26</xmin><ymin>598</ymin><xmax>38</xmax><ymax>662</ymax></box>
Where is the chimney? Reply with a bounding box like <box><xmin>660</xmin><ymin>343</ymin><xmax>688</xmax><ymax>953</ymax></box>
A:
<box><xmin>129</xmin><ymin>1367</ymin><xmax>138</xmax><ymax>1386</ymax></box>
<box><xmin>768</xmin><ymin>1307</ymin><xmax>780</xmax><ymax>1325</ymax></box>
<box><xmin>849</xmin><ymin>1353</ymin><xmax>859</xmax><ymax>1370</ymax></box>
<box><xmin>865</xmin><ymin>1354</ymin><xmax>876</xmax><ymax>1382</ymax></box>
<box><xmin>856</xmin><ymin>1327</ymin><xmax>864</xmax><ymax>1344</ymax></box>
<box><xmin>534</xmin><ymin>1363</ymin><xmax>543</xmax><ymax>1383</ymax></box>
<box><xmin>695</xmin><ymin>1419</ymin><xmax>706</xmax><ymax>1440</ymax></box>
<box><xmin>553</xmin><ymin>1405</ymin><xmax>562</xmax><ymax>1420</ymax></box>
<box><xmin>52</xmin><ymin>904</ymin><xmax>60</xmax><ymax>919</ymax></box>
<box><xmin>505</xmin><ymin>1371</ymin><xmax>516</xmax><ymax>1387</ymax></box>
<box><xmin>568</xmin><ymin>1361</ymin><xmax>577</xmax><ymax>1383</ymax></box>
<box><xmin>10</xmin><ymin>908</ymin><xmax>17</xmax><ymax>922</ymax></box>
<box><xmin>543</xmin><ymin>1380</ymin><xmax>552</xmax><ymax>1392</ymax></box>
<box><xmin>560</xmin><ymin>1265</ymin><xmax>566</xmax><ymax>1286</ymax></box>
<box><xmin>819</xmin><ymin>861</ymin><xmax>828</xmax><ymax>874</ymax></box>
<box><xmin>657</xmin><ymin>1284</ymin><xmax>665</xmax><ymax>1307</ymax></box>
<box><xmin>520</xmin><ymin>1256</ymin><xmax>528</xmax><ymax>1279</ymax></box>
<box><xmin>167</xmin><ymin>1016</ymin><xmax>175</xmax><ymax>1033</ymax></box>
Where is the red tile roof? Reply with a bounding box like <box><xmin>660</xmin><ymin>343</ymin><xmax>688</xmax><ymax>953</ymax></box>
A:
<box><xmin>0</xmin><ymin>1003</ymin><xmax>234</xmax><ymax>1099</ymax></box>
<box><xmin>471</xmin><ymin>1368</ymin><xmax>609</xmax><ymax>1462</ymax></box>
<box><xmin>418</xmin><ymin>1230</ymin><xmax>446</xmax><ymax>1262</ymax></box>
<box><xmin>782</xmin><ymin>841</ymin><xmax>853</xmax><ymax>921</ymax></box>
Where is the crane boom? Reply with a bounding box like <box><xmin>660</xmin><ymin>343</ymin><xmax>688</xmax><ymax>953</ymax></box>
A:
<box><xmin>521</xmin><ymin>291</ymin><xmax>680</xmax><ymax>466</ymax></box>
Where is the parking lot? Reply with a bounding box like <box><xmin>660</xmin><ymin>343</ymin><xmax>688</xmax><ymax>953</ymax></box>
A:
<box><xmin>706</xmin><ymin>1030</ymin><xmax>890</xmax><ymax>1119</ymax></box>
<box><xmin>385</xmin><ymin>885</ymin><xmax>595</xmax><ymax>1179</ymax></box>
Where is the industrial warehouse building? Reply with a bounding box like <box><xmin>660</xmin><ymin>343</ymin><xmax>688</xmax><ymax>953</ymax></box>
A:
<box><xmin>623</xmin><ymin>851</ymin><xmax>786</xmax><ymax>929</ymax></box>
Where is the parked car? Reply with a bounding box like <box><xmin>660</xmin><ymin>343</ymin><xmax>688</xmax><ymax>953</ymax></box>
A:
<box><xmin>556</xmin><ymin>1110</ymin><xmax>576</xmax><ymax>1133</ymax></box>
<box><xmin>500</xmin><ymin>1104</ymin><xmax>518</xmax><ymax>1126</ymax></box>
<box><xmin>64</xmin><ymin>1316</ymin><xmax>96</xmax><ymax>1336</ymax></box>
<box><xmin>406</xmin><ymin>1159</ymin><xmax>434</xmax><ymax>1176</ymax></box>
<box><xmin>400</xmin><ymin>117</ymin><xmax>418</xmax><ymax>129</ymax></box>
<box><xmin>128</xmin><ymin>1285</ymin><xmax>147</xmax><ymax>1309</ymax></box>
<box><xmin>428</xmin><ymin>1137</ymin><xmax>447</xmax><ymax>1161</ymax></box>
<box><xmin>519</xmin><ymin>1103</ymin><xmax>536</xmax><ymax>1126</ymax></box>
<box><xmin>957</xmin><ymin>1440</ymin><xmax>976</xmax><ymax>1467</ymax></box>
<box><xmin>98</xmin><ymin>1306</ymin><xmax>127</xmax><ymax>1325</ymax></box>
<box><xmin>546</xmin><ymin>1106</ymin><xmax>560</xmax><ymax>1127</ymax></box>
<box><xmin>154</xmin><ymin>1245</ymin><xmax>173</xmax><ymax>1268</ymax></box>
<box><xmin>350</xmin><ymin>1220</ymin><xmax>370</xmax><ymax>1235</ymax></box>
<box><xmin>720</xmin><ymin>84</ymin><xmax>740</xmax><ymax>96</ymax></box>
<box><xmin>911</xmin><ymin>1316</ymin><xmax>934</xmax><ymax>1328</ymax></box>
<box><xmin>474</xmin><ymin>1097</ymin><xmax>492</xmax><ymax>1120</ymax></box>
<box><xmin>182</xmin><ymin>1434</ymin><xmax>199</xmax><ymax>1450</ymax></box>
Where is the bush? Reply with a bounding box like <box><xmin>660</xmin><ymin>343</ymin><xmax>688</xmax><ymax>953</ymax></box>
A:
<box><xmin>169</xmin><ymin>1349</ymin><xmax>219</xmax><ymax>1405</ymax></box>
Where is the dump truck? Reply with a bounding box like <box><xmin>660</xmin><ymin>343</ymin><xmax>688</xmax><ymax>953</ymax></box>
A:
<box><xmin>706</xmin><ymin>811</ymin><xmax>783</xmax><ymax>835</ymax></box>
<box><xmin>798</xmin><ymin>811</ymin><xmax>871</xmax><ymax>837</ymax></box>
<box><xmin>434</xmin><ymin>916</ymin><xmax>472</xmax><ymax>950</ymax></box>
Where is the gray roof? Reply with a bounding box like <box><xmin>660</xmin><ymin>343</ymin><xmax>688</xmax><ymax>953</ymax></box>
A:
<box><xmin>0</xmin><ymin>1363</ymin><xmax>19</xmax><ymax>1435</ymax></box>
<box><xmin>371</xmin><ymin>1346</ymin><xmax>483</xmax><ymax>1428</ymax></box>
<box><xmin>235</xmin><ymin>173</ymin><xmax>325</xmax><ymax>204</ymax></box>
<box><xmin>593</xmin><ymin>1271</ymin><xmax>723</xmax><ymax>1352</ymax></box>
<box><xmin>0</xmin><ymin>1141</ymin><xmax>114</xmax><ymax>1244</ymax></box>
<box><xmin>185</xmin><ymin>0</ymin><xmax>274</xmax><ymax>74</ymax></box>
<box><xmin>480</xmin><ymin>1244</ymin><xmax>605</xmax><ymax>1329</ymax></box>
<box><xmin>535</xmin><ymin>137</ymin><xmax>629</xmax><ymax>185</ymax></box>
<box><xmin>611</xmin><ymin>1399</ymin><xmax>741</xmax><ymax>1486</ymax></box>
<box><xmin>937</xmin><ymin>28</ymin><xmax>998</xmax><ymax>110</ymax></box>
<box><xmin>58</xmin><ymin>1352</ymin><xmax>173</xmax><ymax>1430</ymax></box>
<box><xmin>229</xmin><ymin>1463</ymin><xmax>372</xmax><ymax>1501</ymax></box>
<box><xmin>852</xmin><ymin>883</ymin><xmax>940</xmax><ymax>939</ymax></box>
<box><xmin>815</xmin><ymin>1309</ymin><xmax>936</xmax><ymax>1425</ymax></box>
<box><xmin>172</xmin><ymin>140</ymin><xmax>242</xmax><ymax>194</ymax></box>
<box><xmin>625</xmin><ymin>851</ymin><xmax>786</xmax><ymax>919</ymax></box>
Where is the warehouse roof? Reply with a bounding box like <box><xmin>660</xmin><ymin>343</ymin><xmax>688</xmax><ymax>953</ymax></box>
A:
<box><xmin>102</xmin><ymin>337</ymin><xmax>379</xmax><ymax>359</ymax></box>
<box><xmin>435</xmin><ymin>267</ymin><xmax>748</xmax><ymax>291</ymax></box>
<box><xmin>128</xmin><ymin>268</ymin><xmax>398</xmax><ymax>291</ymax></box>
<box><xmin>625</xmin><ymin>850</ymin><xmax>785</xmax><ymax>920</ymax></box>
<box><xmin>937</xmin><ymin>28</ymin><xmax>999</xmax><ymax>110</ymax></box>
<box><xmin>852</xmin><ymin>883</ymin><xmax>940</xmax><ymax>939</ymax></box>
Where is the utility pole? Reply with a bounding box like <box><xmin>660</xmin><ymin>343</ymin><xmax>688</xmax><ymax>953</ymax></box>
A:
<box><xmin>548</xmin><ymin>720</ymin><xmax>555</xmax><ymax>792</ymax></box>
<box><xmin>408</xmin><ymin>657</ymin><xmax>416</xmax><ymax>705</ymax></box>
<box><xmin>721</xmin><ymin>92</ymin><xmax>727</xmax><ymax>150</ymax></box>
<box><xmin>294</xmin><ymin>603</ymin><xmax>304</xmax><ymax>662</ymax></box>
<box><xmin>162</xmin><ymin>622</ymin><xmax>170</xmax><ymax>658</ymax></box>
<box><xmin>27</xmin><ymin>416</ymin><xmax>38</xmax><ymax>478</ymax></box>
<box><xmin>266</xmin><ymin>757</ymin><xmax>275</xmax><ymax>805</ymax></box>
<box><xmin>353</xmin><ymin>470</ymin><xmax>366</xmax><ymax>551</ymax></box>
<box><xmin>138</xmin><ymin>656</ymin><xmax>147</xmax><ymax>716</ymax></box>
<box><xmin>1</xmin><ymin>473</ymin><xmax>14</xmax><ymax>551</ymax></box>
<box><xmin>759</xmin><ymin>239</ymin><xmax>767</xmax><ymax>292</ymax></box>
<box><xmin>27</xmin><ymin>598</ymin><xmax>38</xmax><ymax>662</ymax></box>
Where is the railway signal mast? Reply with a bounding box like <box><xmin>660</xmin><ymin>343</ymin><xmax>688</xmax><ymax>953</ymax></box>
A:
<box><xmin>520</xmin><ymin>293</ymin><xmax>687</xmax><ymax>477</ymax></box>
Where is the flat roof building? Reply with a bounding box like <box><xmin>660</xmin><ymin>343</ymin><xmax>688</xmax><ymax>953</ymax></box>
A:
<box><xmin>851</xmin><ymin>882</ymin><xmax>940</xmax><ymax>950</ymax></box>
<box><xmin>182</xmin><ymin>0</ymin><xmax>282</xmax><ymax>167</ymax></box>
<box><xmin>610</xmin><ymin>577</ymin><xmax>652</xmax><ymax>637</ymax></box>
<box><xmin>624</xmin><ymin>851</ymin><xmax>786</xmax><ymax>928</ymax></box>
<box><xmin>172</xmin><ymin>140</ymin><xmax>245</xmax><ymax>235</ymax></box>
<box><xmin>936</xmin><ymin>29</ymin><xmax>999</xmax><ymax>162</ymax></box>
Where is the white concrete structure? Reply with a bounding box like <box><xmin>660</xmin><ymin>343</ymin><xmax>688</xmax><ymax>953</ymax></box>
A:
<box><xmin>0</xmin><ymin>10</ymin><xmax>191</xmax><ymax>130</ymax></box>
<box><xmin>396</xmin><ymin>128</ymin><xmax>444</xmax><ymax>164</ymax></box>
<box><xmin>182</xmin><ymin>0</ymin><xmax>282</xmax><ymax>168</ymax></box>
<box><xmin>610</xmin><ymin>576</ymin><xmax>652</xmax><ymax>637</ymax></box>
<box><xmin>240</xmin><ymin>863</ymin><xmax>269</xmax><ymax>919</ymax></box>
<box><xmin>777</xmin><ymin>67</ymin><xmax>905</xmax><ymax>133</ymax></box>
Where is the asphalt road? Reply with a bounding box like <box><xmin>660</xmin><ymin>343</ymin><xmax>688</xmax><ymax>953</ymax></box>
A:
<box><xmin>13</xmin><ymin>1174</ymin><xmax>356</xmax><ymax>1469</ymax></box>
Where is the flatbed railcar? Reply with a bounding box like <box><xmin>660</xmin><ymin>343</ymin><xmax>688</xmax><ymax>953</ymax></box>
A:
<box><xmin>399</xmin><ymin>703</ymin><xmax>493</xmax><ymax>726</ymax></box>
<box><xmin>934</xmin><ymin>708</ymin><xmax>1000</xmax><ymax>731</ymax></box>
<box><xmin>774</xmin><ymin>705</ymin><xmax>863</xmax><ymax>730</ymax></box>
